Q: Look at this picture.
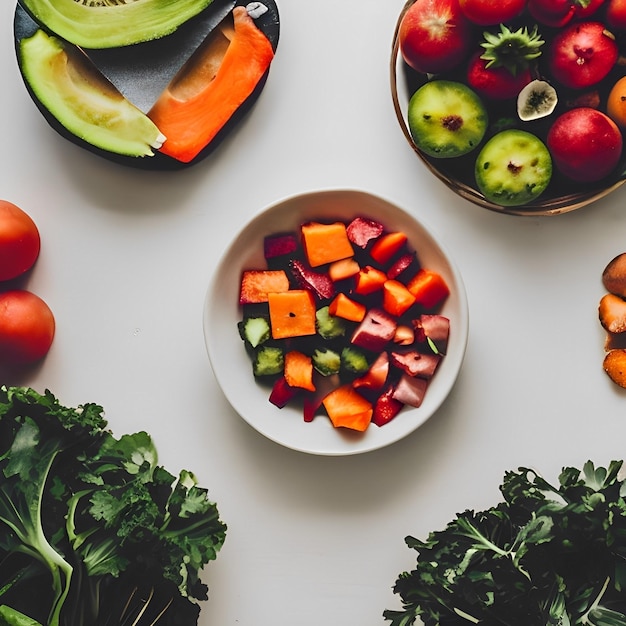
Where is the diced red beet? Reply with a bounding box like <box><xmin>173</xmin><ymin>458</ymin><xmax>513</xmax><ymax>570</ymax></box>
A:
<box><xmin>351</xmin><ymin>308</ymin><xmax>398</xmax><ymax>352</ymax></box>
<box><xmin>387</xmin><ymin>253</ymin><xmax>419</xmax><ymax>281</ymax></box>
<box><xmin>269</xmin><ymin>376</ymin><xmax>299</xmax><ymax>408</ymax></box>
<box><xmin>372</xmin><ymin>385</ymin><xmax>404</xmax><ymax>426</ymax></box>
<box><xmin>264</xmin><ymin>232</ymin><xmax>300</xmax><ymax>261</ymax></box>
<box><xmin>391</xmin><ymin>375</ymin><xmax>429</xmax><ymax>407</ymax></box>
<box><xmin>346</xmin><ymin>216</ymin><xmax>385</xmax><ymax>248</ymax></box>
<box><xmin>289</xmin><ymin>259</ymin><xmax>336</xmax><ymax>300</ymax></box>
<box><xmin>352</xmin><ymin>351</ymin><xmax>390</xmax><ymax>390</ymax></box>
<box><xmin>413</xmin><ymin>314</ymin><xmax>450</xmax><ymax>354</ymax></box>
<box><xmin>303</xmin><ymin>394</ymin><xmax>323</xmax><ymax>422</ymax></box>
<box><xmin>390</xmin><ymin>350</ymin><xmax>441</xmax><ymax>379</ymax></box>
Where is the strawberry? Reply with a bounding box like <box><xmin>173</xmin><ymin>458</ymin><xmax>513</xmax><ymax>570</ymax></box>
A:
<box><xmin>372</xmin><ymin>385</ymin><xmax>404</xmax><ymax>427</ymax></box>
<box><xmin>467</xmin><ymin>53</ymin><xmax>533</xmax><ymax>99</ymax></box>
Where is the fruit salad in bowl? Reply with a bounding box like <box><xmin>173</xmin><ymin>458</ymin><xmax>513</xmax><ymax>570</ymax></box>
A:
<box><xmin>203</xmin><ymin>190</ymin><xmax>469</xmax><ymax>456</ymax></box>
<box><xmin>391</xmin><ymin>0</ymin><xmax>626</xmax><ymax>214</ymax></box>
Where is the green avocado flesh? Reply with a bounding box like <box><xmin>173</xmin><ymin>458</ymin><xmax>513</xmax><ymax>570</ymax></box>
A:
<box><xmin>20</xmin><ymin>0</ymin><xmax>214</xmax><ymax>49</ymax></box>
<box><xmin>475</xmin><ymin>130</ymin><xmax>552</xmax><ymax>207</ymax></box>
<box><xmin>19</xmin><ymin>30</ymin><xmax>165</xmax><ymax>158</ymax></box>
<box><xmin>408</xmin><ymin>80</ymin><xmax>488</xmax><ymax>159</ymax></box>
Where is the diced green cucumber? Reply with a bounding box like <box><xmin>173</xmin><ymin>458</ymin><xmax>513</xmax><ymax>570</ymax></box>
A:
<box><xmin>253</xmin><ymin>346</ymin><xmax>284</xmax><ymax>377</ymax></box>
<box><xmin>316</xmin><ymin>306</ymin><xmax>347</xmax><ymax>340</ymax></box>
<box><xmin>239</xmin><ymin>316</ymin><xmax>271</xmax><ymax>348</ymax></box>
<box><xmin>312</xmin><ymin>348</ymin><xmax>342</xmax><ymax>376</ymax></box>
<box><xmin>341</xmin><ymin>346</ymin><xmax>370</xmax><ymax>375</ymax></box>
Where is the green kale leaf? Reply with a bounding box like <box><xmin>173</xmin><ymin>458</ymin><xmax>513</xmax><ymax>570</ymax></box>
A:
<box><xmin>0</xmin><ymin>386</ymin><xmax>226</xmax><ymax>626</ymax></box>
<box><xmin>384</xmin><ymin>461</ymin><xmax>626</xmax><ymax>626</ymax></box>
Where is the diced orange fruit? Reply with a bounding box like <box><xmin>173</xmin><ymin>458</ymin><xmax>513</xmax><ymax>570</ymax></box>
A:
<box><xmin>370</xmin><ymin>231</ymin><xmax>407</xmax><ymax>265</ymax></box>
<box><xmin>322</xmin><ymin>384</ymin><xmax>373</xmax><ymax>431</ymax></box>
<box><xmin>354</xmin><ymin>265</ymin><xmax>387</xmax><ymax>295</ymax></box>
<box><xmin>329</xmin><ymin>292</ymin><xmax>367</xmax><ymax>322</ymax></box>
<box><xmin>284</xmin><ymin>351</ymin><xmax>316</xmax><ymax>391</ymax></box>
<box><xmin>382</xmin><ymin>279</ymin><xmax>416</xmax><ymax>317</ymax></box>
<box><xmin>240</xmin><ymin>269</ymin><xmax>290</xmax><ymax>304</ymax></box>
<box><xmin>329</xmin><ymin>257</ymin><xmax>360</xmax><ymax>282</ymax></box>
<box><xmin>301</xmin><ymin>222</ymin><xmax>354</xmax><ymax>267</ymax></box>
<box><xmin>268</xmin><ymin>290</ymin><xmax>317</xmax><ymax>339</ymax></box>
<box><xmin>406</xmin><ymin>269</ymin><xmax>450</xmax><ymax>309</ymax></box>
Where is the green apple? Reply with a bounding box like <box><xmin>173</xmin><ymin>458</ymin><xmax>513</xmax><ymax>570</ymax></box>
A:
<box><xmin>407</xmin><ymin>80</ymin><xmax>488</xmax><ymax>159</ymax></box>
<box><xmin>474</xmin><ymin>129</ymin><xmax>552</xmax><ymax>207</ymax></box>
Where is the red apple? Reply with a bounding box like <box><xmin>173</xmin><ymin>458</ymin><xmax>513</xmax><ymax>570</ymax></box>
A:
<box><xmin>547</xmin><ymin>108</ymin><xmax>623</xmax><ymax>183</ymax></box>
<box><xmin>607</xmin><ymin>0</ymin><xmax>626</xmax><ymax>30</ymax></box>
<box><xmin>549</xmin><ymin>22</ymin><xmax>618</xmax><ymax>89</ymax></box>
<box><xmin>399</xmin><ymin>0</ymin><xmax>473</xmax><ymax>74</ymax></box>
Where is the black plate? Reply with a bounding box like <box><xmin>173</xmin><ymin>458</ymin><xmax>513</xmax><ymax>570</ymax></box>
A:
<box><xmin>13</xmin><ymin>0</ymin><xmax>280</xmax><ymax>170</ymax></box>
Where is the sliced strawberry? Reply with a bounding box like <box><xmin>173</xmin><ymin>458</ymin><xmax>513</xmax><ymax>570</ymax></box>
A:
<box><xmin>387</xmin><ymin>252</ymin><xmax>419</xmax><ymax>281</ymax></box>
<box><xmin>346</xmin><ymin>216</ymin><xmax>384</xmax><ymax>248</ymax></box>
<box><xmin>372</xmin><ymin>385</ymin><xmax>404</xmax><ymax>427</ymax></box>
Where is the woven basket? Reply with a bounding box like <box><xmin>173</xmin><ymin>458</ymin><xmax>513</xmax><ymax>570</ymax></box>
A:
<box><xmin>390</xmin><ymin>0</ymin><xmax>626</xmax><ymax>216</ymax></box>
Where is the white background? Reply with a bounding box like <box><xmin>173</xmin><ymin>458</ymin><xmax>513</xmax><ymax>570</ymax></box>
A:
<box><xmin>2</xmin><ymin>0</ymin><xmax>626</xmax><ymax>624</ymax></box>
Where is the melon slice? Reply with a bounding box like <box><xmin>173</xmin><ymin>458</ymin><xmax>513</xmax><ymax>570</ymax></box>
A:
<box><xmin>20</xmin><ymin>0</ymin><xmax>213</xmax><ymax>49</ymax></box>
<box><xmin>19</xmin><ymin>29</ymin><xmax>165</xmax><ymax>158</ymax></box>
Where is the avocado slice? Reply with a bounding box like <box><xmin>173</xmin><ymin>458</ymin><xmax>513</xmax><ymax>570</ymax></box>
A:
<box><xmin>18</xmin><ymin>0</ymin><xmax>215</xmax><ymax>49</ymax></box>
<box><xmin>18</xmin><ymin>29</ymin><xmax>165</xmax><ymax>158</ymax></box>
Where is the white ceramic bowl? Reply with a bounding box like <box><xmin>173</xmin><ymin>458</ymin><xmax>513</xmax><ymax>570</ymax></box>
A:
<box><xmin>203</xmin><ymin>189</ymin><xmax>469</xmax><ymax>455</ymax></box>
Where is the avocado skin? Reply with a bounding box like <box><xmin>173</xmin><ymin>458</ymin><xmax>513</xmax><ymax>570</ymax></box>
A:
<box><xmin>13</xmin><ymin>0</ymin><xmax>280</xmax><ymax>170</ymax></box>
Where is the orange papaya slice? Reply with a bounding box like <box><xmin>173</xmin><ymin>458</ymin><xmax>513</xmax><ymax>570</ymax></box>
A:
<box><xmin>148</xmin><ymin>5</ymin><xmax>275</xmax><ymax>163</ymax></box>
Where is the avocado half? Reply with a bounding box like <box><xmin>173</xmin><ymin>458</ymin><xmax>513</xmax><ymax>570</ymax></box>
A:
<box><xmin>13</xmin><ymin>0</ymin><xmax>280</xmax><ymax>170</ymax></box>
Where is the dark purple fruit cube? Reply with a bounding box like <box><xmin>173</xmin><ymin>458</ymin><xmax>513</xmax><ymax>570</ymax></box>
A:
<box><xmin>264</xmin><ymin>232</ymin><xmax>300</xmax><ymax>261</ymax></box>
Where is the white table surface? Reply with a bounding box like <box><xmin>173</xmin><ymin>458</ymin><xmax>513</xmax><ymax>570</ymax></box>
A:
<box><xmin>2</xmin><ymin>0</ymin><xmax>626</xmax><ymax>624</ymax></box>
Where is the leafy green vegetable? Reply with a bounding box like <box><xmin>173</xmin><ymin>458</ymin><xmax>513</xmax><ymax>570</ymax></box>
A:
<box><xmin>384</xmin><ymin>461</ymin><xmax>626</xmax><ymax>626</ymax></box>
<box><xmin>0</xmin><ymin>386</ymin><xmax>226</xmax><ymax>626</ymax></box>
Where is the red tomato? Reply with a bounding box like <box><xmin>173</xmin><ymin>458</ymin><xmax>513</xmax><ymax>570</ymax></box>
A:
<box><xmin>459</xmin><ymin>0</ymin><xmax>526</xmax><ymax>25</ymax></box>
<box><xmin>467</xmin><ymin>52</ymin><xmax>533</xmax><ymax>99</ymax></box>
<box><xmin>399</xmin><ymin>0</ymin><xmax>473</xmax><ymax>74</ymax></box>
<box><xmin>0</xmin><ymin>200</ymin><xmax>40</xmax><ymax>282</ymax></box>
<box><xmin>0</xmin><ymin>290</ymin><xmax>55</xmax><ymax>365</ymax></box>
<box><xmin>607</xmin><ymin>0</ymin><xmax>626</xmax><ymax>29</ymax></box>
